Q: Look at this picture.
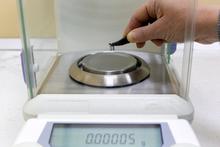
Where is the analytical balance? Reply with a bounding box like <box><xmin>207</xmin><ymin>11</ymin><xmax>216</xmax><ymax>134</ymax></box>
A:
<box><xmin>13</xmin><ymin>0</ymin><xmax>199</xmax><ymax>147</ymax></box>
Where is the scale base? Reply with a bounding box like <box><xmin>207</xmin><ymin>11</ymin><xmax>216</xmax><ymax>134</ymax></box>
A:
<box><xmin>23</xmin><ymin>94</ymin><xmax>194</xmax><ymax>121</ymax></box>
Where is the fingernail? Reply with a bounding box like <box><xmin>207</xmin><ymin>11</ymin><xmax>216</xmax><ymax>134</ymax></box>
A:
<box><xmin>127</xmin><ymin>31</ymin><xmax>136</xmax><ymax>43</ymax></box>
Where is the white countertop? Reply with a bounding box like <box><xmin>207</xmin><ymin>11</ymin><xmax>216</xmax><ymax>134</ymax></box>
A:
<box><xmin>0</xmin><ymin>42</ymin><xmax>220</xmax><ymax>147</ymax></box>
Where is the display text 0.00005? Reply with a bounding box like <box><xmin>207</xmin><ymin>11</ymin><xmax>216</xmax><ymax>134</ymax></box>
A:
<box><xmin>85</xmin><ymin>133</ymin><xmax>135</xmax><ymax>145</ymax></box>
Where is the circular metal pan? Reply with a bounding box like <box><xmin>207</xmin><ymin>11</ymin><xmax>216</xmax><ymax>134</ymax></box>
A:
<box><xmin>79</xmin><ymin>52</ymin><xmax>137</xmax><ymax>75</ymax></box>
<box><xmin>69</xmin><ymin>52</ymin><xmax>150</xmax><ymax>87</ymax></box>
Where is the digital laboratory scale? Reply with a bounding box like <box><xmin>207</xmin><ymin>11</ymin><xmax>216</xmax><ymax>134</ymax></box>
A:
<box><xmin>14</xmin><ymin>0</ymin><xmax>199</xmax><ymax>147</ymax></box>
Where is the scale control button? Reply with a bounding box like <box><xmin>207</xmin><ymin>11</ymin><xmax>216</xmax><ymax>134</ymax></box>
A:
<box><xmin>171</xmin><ymin>143</ymin><xmax>199</xmax><ymax>147</ymax></box>
<box><xmin>12</xmin><ymin>142</ymin><xmax>42</xmax><ymax>147</ymax></box>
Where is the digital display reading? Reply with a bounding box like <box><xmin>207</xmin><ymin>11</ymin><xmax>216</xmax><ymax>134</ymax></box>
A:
<box><xmin>49</xmin><ymin>124</ymin><xmax>163</xmax><ymax>147</ymax></box>
<box><xmin>85</xmin><ymin>133</ymin><xmax>135</xmax><ymax>145</ymax></box>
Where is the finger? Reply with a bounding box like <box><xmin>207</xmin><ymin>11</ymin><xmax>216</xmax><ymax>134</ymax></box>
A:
<box><xmin>151</xmin><ymin>39</ymin><xmax>165</xmax><ymax>46</ymax></box>
<box><xmin>136</xmin><ymin>42</ymin><xmax>145</xmax><ymax>48</ymax></box>
<box><xmin>123</xmin><ymin>3</ymin><xmax>150</xmax><ymax>36</ymax></box>
<box><xmin>127</xmin><ymin>19</ymin><xmax>163</xmax><ymax>43</ymax></box>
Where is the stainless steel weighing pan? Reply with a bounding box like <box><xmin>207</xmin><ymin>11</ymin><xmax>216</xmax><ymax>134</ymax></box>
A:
<box><xmin>39</xmin><ymin>50</ymin><xmax>178</xmax><ymax>94</ymax></box>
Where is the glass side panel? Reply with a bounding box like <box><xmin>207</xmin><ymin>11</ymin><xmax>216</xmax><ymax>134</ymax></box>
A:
<box><xmin>17</xmin><ymin>0</ymin><xmax>58</xmax><ymax>97</ymax></box>
<box><xmin>17</xmin><ymin>0</ymin><xmax>34</xmax><ymax>97</ymax></box>
<box><xmin>162</xmin><ymin>0</ymin><xmax>197</xmax><ymax>99</ymax></box>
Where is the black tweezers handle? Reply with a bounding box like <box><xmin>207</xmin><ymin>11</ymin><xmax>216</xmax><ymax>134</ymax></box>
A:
<box><xmin>109</xmin><ymin>18</ymin><xmax>156</xmax><ymax>47</ymax></box>
<box><xmin>109</xmin><ymin>37</ymin><xmax>129</xmax><ymax>46</ymax></box>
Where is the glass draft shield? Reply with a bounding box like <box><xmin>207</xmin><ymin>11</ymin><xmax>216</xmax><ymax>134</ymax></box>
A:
<box><xmin>17</xmin><ymin>0</ymin><xmax>196</xmax><ymax>100</ymax></box>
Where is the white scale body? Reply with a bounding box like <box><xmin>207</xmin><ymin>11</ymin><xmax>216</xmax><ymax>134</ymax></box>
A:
<box><xmin>14</xmin><ymin>0</ymin><xmax>199</xmax><ymax>147</ymax></box>
<box><xmin>13</xmin><ymin>115</ymin><xmax>200</xmax><ymax>147</ymax></box>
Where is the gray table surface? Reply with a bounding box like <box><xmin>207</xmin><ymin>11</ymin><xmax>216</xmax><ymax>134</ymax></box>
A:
<box><xmin>0</xmin><ymin>43</ymin><xmax>220</xmax><ymax>147</ymax></box>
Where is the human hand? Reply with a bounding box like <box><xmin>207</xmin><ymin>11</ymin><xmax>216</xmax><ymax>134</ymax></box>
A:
<box><xmin>195</xmin><ymin>5</ymin><xmax>219</xmax><ymax>44</ymax></box>
<box><xmin>124</xmin><ymin>0</ymin><xmax>219</xmax><ymax>48</ymax></box>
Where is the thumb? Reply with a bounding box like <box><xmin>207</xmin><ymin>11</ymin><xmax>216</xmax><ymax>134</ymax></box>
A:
<box><xmin>127</xmin><ymin>19</ymin><xmax>163</xmax><ymax>43</ymax></box>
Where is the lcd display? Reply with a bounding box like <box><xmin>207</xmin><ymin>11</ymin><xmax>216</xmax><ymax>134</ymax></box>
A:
<box><xmin>49</xmin><ymin>124</ymin><xmax>163</xmax><ymax>147</ymax></box>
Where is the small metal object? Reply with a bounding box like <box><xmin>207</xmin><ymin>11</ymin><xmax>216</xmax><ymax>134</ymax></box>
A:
<box><xmin>110</xmin><ymin>45</ymin><xmax>115</xmax><ymax>51</ymax></box>
<box><xmin>69</xmin><ymin>52</ymin><xmax>150</xmax><ymax>87</ymax></box>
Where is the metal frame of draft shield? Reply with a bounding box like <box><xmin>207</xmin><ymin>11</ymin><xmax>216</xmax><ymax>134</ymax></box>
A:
<box><xmin>38</xmin><ymin>122</ymin><xmax>175</xmax><ymax>147</ymax></box>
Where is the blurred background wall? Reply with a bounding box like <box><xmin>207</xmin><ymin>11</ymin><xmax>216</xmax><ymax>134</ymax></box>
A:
<box><xmin>0</xmin><ymin>0</ymin><xmax>219</xmax><ymax>38</ymax></box>
<box><xmin>0</xmin><ymin>0</ymin><xmax>19</xmax><ymax>37</ymax></box>
<box><xmin>0</xmin><ymin>0</ymin><xmax>55</xmax><ymax>38</ymax></box>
